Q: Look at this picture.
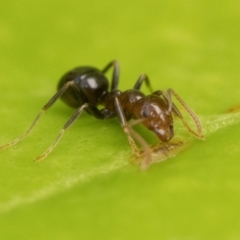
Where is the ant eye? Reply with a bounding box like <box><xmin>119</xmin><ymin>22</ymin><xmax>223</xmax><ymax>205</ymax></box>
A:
<box><xmin>142</xmin><ymin>109</ymin><xmax>155</xmax><ymax>118</ymax></box>
<box><xmin>142</xmin><ymin>110</ymin><xmax>149</xmax><ymax>118</ymax></box>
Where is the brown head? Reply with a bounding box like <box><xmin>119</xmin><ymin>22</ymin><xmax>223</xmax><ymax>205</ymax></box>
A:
<box><xmin>132</xmin><ymin>95</ymin><xmax>174</xmax><ymax>142</ymax></box>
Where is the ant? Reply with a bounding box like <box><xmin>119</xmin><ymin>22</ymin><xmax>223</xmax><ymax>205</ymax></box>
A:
<box><xmin>0</xmin><ymin>60</ymin><xmax>204</xmax><ymax>169</ymax></box>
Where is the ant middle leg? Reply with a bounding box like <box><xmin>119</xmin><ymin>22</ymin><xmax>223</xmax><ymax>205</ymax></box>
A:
<box><xmin>0</xmin><ymin>80</ymin><xmax>75</xmax><ymax>151</ymax></box>
<box><xmin>35</xmin><ymin>103</ymin><xmax>91</xmax><ymax>161</ymax></box>
<box><xmin>35</xmin><ymin>103</ymin><xmax>114</xmax><ymax>161</ymax></box>
<box><xmin>133</xmin><ymin>74</ymin><xmax>154</xmax><ymax>93</ymax></box>
<box><xmin>101</xmin><ymin>60</ymin><xmax>120</xmax><ymax>90</ymax></box>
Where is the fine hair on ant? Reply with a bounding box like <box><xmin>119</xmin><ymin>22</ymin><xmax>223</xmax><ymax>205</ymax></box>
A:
<box><xmin>0</xmin><ymin>60</ymin><xmax>204</xmax><ymax>169</ymax></box>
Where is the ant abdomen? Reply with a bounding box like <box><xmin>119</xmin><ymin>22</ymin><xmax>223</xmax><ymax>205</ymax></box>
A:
<box><xmin>58</xmin><ymin>66</ymin><xmax>109</xmax><ymax>108</ymax></box>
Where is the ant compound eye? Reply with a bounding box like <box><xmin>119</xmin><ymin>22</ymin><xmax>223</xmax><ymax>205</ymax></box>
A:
<box><xmin>142</xmin><ymin>110</ymin><xmax>150</xmax><ymax>118</ymax></box>
<box><xmin>141</xmin><ymin>105</ymin><xmax>158</xmax><ymax>119</ymax></box>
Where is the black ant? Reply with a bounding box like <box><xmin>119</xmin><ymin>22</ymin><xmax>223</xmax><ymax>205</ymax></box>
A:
<box><xmin>0</xmin><ymin>60</ymin><xmax>204</xmax><ymax>169</ymax></box>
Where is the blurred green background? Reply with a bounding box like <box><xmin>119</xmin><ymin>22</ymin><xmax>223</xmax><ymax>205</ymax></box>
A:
<box><xmin>1</xmin><ymin>0</ymin><xmax>240</xmax><ymax>239</ymax></box>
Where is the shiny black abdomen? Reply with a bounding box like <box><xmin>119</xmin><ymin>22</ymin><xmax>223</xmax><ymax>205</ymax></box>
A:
<box><xmin>57</xmin><ymin>66</ymin><xmax>109</xmax><ymax>108</ymax></box>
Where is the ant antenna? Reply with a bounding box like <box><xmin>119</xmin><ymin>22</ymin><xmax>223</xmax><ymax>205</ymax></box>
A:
<box><xmin>128</xmin><ymin>119</ymin><xmax>153</xmax><ymax>169</ymax></box>
<box><xmin>167</xmin><ymin>88</ymin><xmax>204</xmax><ymax>139</ymax></box>
<box><xmin>153</xmin><ymin>89</ymin><xmax>204</xmax><ymax>139</ymax></box>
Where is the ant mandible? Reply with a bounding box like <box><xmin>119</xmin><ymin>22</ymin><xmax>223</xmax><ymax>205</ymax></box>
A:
<box><xmin>0</xmin><ymin>60</ymin><xmax>204</xmax><ymax>169</ymax></box>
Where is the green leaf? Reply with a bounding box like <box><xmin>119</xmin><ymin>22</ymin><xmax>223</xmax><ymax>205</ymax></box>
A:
<box><xmin>1</xmin><ymin>0</ymin><xmax>240</xmax><ymax>239</ymax></box>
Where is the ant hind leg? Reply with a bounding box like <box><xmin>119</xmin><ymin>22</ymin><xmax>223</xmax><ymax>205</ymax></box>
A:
<box><xmin>0</xmin><ymin>80</ymin><xmax>75</xmax><ymax>151</ymax></box>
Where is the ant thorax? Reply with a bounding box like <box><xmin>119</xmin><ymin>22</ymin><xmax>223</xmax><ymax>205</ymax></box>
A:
<box><xmin>117</xmin><ymin>89</ymin><xmax>145</xmax><ymax>114</ymax></box>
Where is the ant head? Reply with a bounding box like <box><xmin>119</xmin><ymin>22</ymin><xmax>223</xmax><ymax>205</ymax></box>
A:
<box><xmin>134</xmin><ymin>95</ymin><xmax>174</xmax><ymax>142</ymax></box>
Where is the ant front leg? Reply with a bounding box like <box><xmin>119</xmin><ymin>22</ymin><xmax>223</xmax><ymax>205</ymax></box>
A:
<box><xmin>0</xmin><ymin>80</ymin><xmax>75</xmax><ymax>151</ymax></box>
<box><xmin>102</xmin><ymin>60</ymin><xmax>120</xmax><ymax>90</ymax></box>
<box><xmin>114</xmin><ymin>97</ymin><xmax>152</xmax><ymax>170</ymax></box>
<box><xmin>133</xmin><ymin>74</ymin><xmax>154</xmax><ymax>93</ymax></box>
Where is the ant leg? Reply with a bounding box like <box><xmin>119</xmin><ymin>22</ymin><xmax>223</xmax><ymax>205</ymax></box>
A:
<box><xmin>0</xmin><ymin>80</ymin><xmax>75</xmax><ymax>151</ymax></box>
<box><xmin>114</xmin><ymin>97</ymin><xmax>152</xmax><ymax>169</ymax></box>
<box><xmin>102</xmin><ymin>60</ymin><xmax>120</xmax><ymax>90</ymax></box>
<box><xmin>35</xmin><ymin>103</ymin><xmax>89</xmax><ymax>161</ymax></box>
<box><xmin>133</xmin><ymin>74</ymin><xmax>154</xmax><ymax>93</ymax></box>
<box><xmin>154</xmin><ymin>89</ymin><xmax>203</xmax><ymax>138</ymax></box>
